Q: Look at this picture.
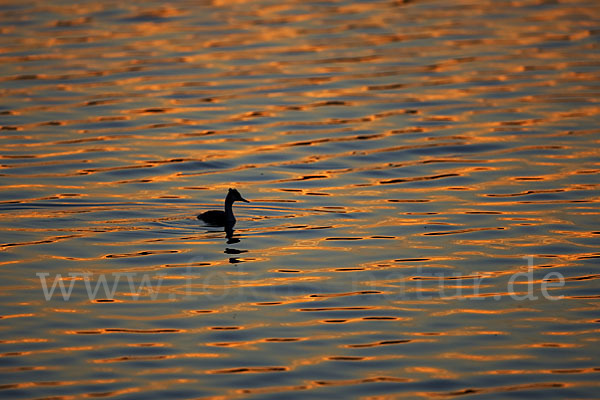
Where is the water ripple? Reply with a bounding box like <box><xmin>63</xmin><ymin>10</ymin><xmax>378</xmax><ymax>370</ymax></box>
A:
<box><xmin>1</xmin><ymin>0</ymin><xmax>598</xmax><ymax>398</ymax></box>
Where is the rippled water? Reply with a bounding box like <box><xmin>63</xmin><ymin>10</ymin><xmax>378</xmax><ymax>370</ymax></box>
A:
<box><xmin>1</xmin><ymin>0</ymin><xmax>599</xmax><ymax>398</ymax></box>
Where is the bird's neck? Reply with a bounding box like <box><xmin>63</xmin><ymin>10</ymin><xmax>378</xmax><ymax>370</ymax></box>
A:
<box><xmin>224</xmin><ymin>197</ymin><xmax>235</xmax><ymax>221</ymax></box>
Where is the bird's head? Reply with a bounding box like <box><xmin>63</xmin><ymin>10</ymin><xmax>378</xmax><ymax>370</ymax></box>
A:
<box><xmin>228</xmin><ymin>188</ymin><xmax>249</xmax><ymax>203</ymax></box>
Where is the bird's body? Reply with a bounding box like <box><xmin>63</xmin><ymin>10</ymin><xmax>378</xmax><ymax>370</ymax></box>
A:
<box><xmin>197</xmin><ymin>188</ymin><xmax>249</xmax><ymax>226</ymax></box>
<box><xmin>197</xmin><ymin>210</ymin><xmax>228</xmax><ymax>225</ymax></box>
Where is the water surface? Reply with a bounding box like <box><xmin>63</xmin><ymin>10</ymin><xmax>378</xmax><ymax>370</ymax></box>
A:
<box><xmin>1</xmin><ymin>0</ymin><xmax>599</xmax><ymax>398</ymax></box>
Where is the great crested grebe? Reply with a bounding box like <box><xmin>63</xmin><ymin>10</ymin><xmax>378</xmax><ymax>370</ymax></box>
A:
<box><xmin>197</xmin><ymin>188</ymin><xmax>249</xmax><ymax>226</ymax></box>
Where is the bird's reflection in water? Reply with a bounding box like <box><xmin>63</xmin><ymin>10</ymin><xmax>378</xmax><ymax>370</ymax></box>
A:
<box><xmin>225</xmin><ymin>222</ymin><xmax>248</xmax><ymax>264</ymax></box>
<box><xmin>225</xmin><ymin>248</ymin><xmax>247</xmax><ymax>255</ymax></box>
<box><xmin>225</xmin><ymin>222</ymin><xmax>239</xmax><ymax>244</ymax></box>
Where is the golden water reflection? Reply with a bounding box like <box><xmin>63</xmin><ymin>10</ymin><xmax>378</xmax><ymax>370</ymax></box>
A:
<box><xmin>1</xmin><ymin>0</ymin><xmax>599</xmax><ymax>398</ymax></box>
